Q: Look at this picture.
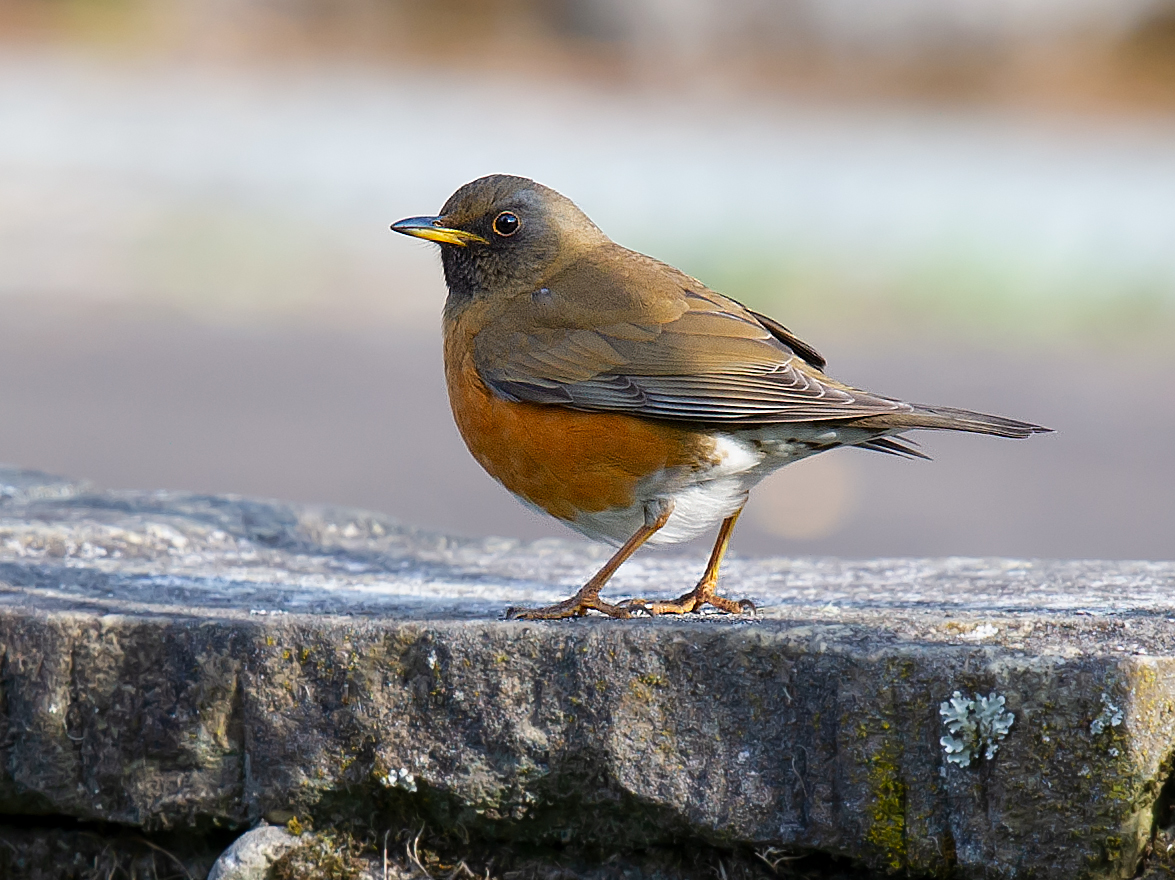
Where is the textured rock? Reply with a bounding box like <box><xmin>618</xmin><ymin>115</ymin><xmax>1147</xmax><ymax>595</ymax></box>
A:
<box><xmin>0</xmin><ymin>466</ymin><xmax>1174</xmax><ymax>879</ymax></box>
<box><xmin>207</xmin><ymin>825</ymin><xmax>303</xmax><ymax>880</ymax></box>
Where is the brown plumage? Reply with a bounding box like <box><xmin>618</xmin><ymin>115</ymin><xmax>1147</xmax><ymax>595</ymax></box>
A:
<box><xmin>392</xmin><ymin>174</ymin><xmax>1050</xmax><ymax>619</ymax></box>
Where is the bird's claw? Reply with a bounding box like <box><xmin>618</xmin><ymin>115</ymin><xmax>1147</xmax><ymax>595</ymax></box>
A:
<box><xmin>503</xmin><ymin>595</ymin><xmax>631</xmax><ymax>620</ymax></box>
<box><xmin>617</xmin><ymin>590</ymin><xmax>756</xmax><ymax>617</ymax></box>
<box><xmin>617</xmin><ymin>598</ymin><xmax>654</xmax><ymax>616</ymax></box>
<box><xmin>504</xmin><ymin>583</ymin><xmax>755</xmax><ymax>620</ymax></box>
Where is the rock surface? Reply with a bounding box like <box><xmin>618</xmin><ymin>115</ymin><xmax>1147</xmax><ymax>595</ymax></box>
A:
<box><xmin>0</xmin><ymin>466</ymin><xmax>1174</xmax><ymax>879</ymax></box>
<box><xmin>207</xmin><ymin>825</ymin><xmax>304</xmax><ymax>880</ymax></box>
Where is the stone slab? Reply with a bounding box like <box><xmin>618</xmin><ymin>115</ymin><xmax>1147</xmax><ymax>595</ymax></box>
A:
<box><xmin>0</xmin><ymin>467</ymin><xmax>1174</xmax><ymax>879</ymax></box>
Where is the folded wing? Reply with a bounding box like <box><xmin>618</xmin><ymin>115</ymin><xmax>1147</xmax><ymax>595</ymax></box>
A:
<box><xmin>473</xmin><ymin>246</ymin><xmax>910</xmax><ymax>425</ymax></box>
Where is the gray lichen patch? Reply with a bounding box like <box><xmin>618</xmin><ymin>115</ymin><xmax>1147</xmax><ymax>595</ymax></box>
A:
<box><xmin>940</xmin><ymin>691</ymin><xmax>1015</xmax><ymax>767</ymax></box>
<box><xmin>1091</xmin><ymin>694</ymin><xmax>1125</xmax><ymax>737</ymax></box>
<box><xmin>380</xmin><ymin>768</ymin><xmax>418</xmax><ymax>794</ymax></box>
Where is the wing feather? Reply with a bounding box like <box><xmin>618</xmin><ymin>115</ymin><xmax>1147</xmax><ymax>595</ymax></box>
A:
<box><xmin>472</xmin><ymin>245</ymin><xmax>908</xmax><ymax>425</ymax></box>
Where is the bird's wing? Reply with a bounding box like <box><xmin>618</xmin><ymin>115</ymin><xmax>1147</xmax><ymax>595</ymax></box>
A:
<box><xmin>472</xmin><ymin>246</ymin><xmax>909</xmax><ymax>425</ymax></box>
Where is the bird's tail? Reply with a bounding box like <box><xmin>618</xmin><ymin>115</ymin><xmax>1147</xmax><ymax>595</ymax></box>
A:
<box><xmin>860</xmin><ymin>404</ymin><xmax>1051</xmax><ymax>439</ymax></box>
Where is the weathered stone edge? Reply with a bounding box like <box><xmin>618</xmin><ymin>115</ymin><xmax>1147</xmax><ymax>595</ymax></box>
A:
<box><xmin>0</xmin><ymin>606</ymin><xmax>1172</xmax><ymax>879</ymax></box>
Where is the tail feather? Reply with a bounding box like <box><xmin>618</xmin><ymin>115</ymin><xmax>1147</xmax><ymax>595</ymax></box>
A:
<box><xmin>857</xmin><ymin>436</ymin><xmax>933</xmax><ymax>460</ymax></box>
<box><xmin>872</xmin><ymin>404</ymin><xmax>1051</xmax><ymax>439</ymax></box>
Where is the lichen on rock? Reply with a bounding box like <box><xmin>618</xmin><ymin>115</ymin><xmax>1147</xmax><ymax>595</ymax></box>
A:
<box><xmin>939</xmin><ymin>690</ymin><xmax>1015</xmax><ymax>768</ymax></box>
<box><xmin>1090</xmin><ymin>693</ymin><xmax>1124</xmax><ymax>737</ymax></box>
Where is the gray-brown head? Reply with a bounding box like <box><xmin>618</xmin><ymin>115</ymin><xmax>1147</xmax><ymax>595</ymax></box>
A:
<box><xmin>391</xmin><ymin>175</ymin><xmax>607</xmax><ymax>301</ymax></box>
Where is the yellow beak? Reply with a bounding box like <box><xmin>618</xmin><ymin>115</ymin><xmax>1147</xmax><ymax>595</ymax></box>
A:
<box><xmin>390</xmin><ymin>216</ymin><xmax>488</xmax><ymax>247</ymax></box>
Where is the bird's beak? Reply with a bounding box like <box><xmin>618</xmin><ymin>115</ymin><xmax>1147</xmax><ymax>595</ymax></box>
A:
<box><xmin>390</xmin><ymin>215</ymin><xmax>488</xmax><ymax>247</ymax></box>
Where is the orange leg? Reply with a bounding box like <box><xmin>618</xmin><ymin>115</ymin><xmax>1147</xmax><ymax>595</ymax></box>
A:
<box><xmin>625</xmin><ymin>508</ymin><xmax>754</xmax><ymax>616</ymax></box>
<box><xmin>505</xmin><ymin>503</ymin><xmax>674</xmax><ymax>620</ymax></box>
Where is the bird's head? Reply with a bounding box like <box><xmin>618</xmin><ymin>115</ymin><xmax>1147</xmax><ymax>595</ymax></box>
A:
<box><xmin>391</xmin><ymin>175</ymin><xmax>606</xmax><ymax>300</ymax></box>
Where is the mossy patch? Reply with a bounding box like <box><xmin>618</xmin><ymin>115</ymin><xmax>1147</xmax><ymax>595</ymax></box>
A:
<box><xmin>269</xmin><ymin>830</ymin><xmax>368</xmax><ymax>880</ymax></box>
<box><xmin>865</xmin><ymin>737</ymin><xmax>906</xmax><ymax>871</ymax></box>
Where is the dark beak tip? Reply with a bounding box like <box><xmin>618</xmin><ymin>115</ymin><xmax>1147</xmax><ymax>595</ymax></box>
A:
<box><xmin>388</xmin><ymin>215</ymin><xmax>485</xmax><ymax>246</ymax></box>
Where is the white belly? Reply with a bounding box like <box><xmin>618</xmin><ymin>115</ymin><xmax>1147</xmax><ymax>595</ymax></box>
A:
<box><xmin>561</xmin><ymin>433</ymin><xmax>778</xmax><ymax>546</ymax></box>
<box><xmin>551</xmin><ymin>425</ymin><xmax>881</xmax><ymax>546</ymax></box>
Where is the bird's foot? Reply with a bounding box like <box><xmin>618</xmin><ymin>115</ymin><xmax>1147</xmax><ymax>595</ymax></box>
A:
<box><xmin>622</xmin><ymin>579</ymin><xmax>755</xmax><ymax>617</ymax></box>
<box><xmin>505</xmin><ymin>589</ymin><xmax>631</xmax><ymax>620</ymax></box>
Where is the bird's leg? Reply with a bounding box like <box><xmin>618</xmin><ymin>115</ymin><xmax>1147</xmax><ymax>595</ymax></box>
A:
<box><xmin>505</xmin><ymin>502</ymin><xmax>674</xmax><ymax>620</ymax></box>
<box><xmin>625</xmin><ymin>508</ymin><xmax>754</xmax><ymax>616</ymax></box>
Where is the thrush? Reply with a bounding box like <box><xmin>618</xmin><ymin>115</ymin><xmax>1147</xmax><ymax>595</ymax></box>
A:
<box><xmin>391</xmin><ymin>174</ymin><xmax>1049</xmax><ymax>620</ymax></box>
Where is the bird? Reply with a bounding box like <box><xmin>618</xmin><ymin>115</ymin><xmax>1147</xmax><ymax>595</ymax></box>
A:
<box><xmin>391</xmin><ymin>175</ymin><xmax>1049</xmax><ymax>620</ymax></box>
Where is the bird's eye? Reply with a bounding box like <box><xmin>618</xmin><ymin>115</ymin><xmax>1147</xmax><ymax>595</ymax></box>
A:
<box><xmin>493</xmin><ymin>211</ymin><xmax>521</xmax><ymax>237</ymax></box>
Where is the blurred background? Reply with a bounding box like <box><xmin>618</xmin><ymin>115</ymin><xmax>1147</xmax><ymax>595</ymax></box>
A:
<box><xmin>1</xmin><ymin>0</ymin><xmax>1173</xmax><ymax>561</ymax></box>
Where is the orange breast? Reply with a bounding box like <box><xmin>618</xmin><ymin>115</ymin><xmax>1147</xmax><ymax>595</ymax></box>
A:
<box><xmin>443</xmin><ymin>314</ymin><xmax>709</xmax><ymax>523</ymax></box>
